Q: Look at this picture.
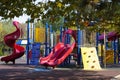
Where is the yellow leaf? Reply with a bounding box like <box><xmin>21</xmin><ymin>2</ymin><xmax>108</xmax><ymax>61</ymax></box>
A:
<box><xmin>57</xmin><ymin>2</ymin><xmax>62</xmax><ymax>8</ymax></box>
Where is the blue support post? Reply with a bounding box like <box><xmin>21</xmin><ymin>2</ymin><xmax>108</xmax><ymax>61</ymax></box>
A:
<box><xmin>106</xmin><ymin>41</ymin><xmax>108</xmax><ymax>50</ymax></box>
<box><xmin>62</xmin><ymin>27</ymin><xmax>67</xmax><ymax>65</ymax></box>
<box><xmin>67</xmin><ymin>34</ymin><xmax>71</xmax><ymax>64</ymax></box>
<box><xmin>65</xmin><ymin>27</ymin><xmax>71</xmax><ymax>65</ymax></box>
<box><xmin>45</xmin><ymin>23</ymin><xmax>49</xmax><ymax>56</ymax></box>
<box><xmin>26</xmin><ymin>19</ymin><xmax>30</xmax><ymax>65</ymax></box>
<box><xmin>118</xmin><ymin>38</ymin><xmax>120</xmax><ymax>63</ymax></box>
<box><xmin>60</xmin><ymin>26</ymin><xmax>63</xmax><ymax>42</ymax></box>
<box><xmin>64</xmin><ymin>27</ymin><xmax>68</xmax><ymax>44</ymax></box>
<box><xmin>32</xmin><ymin>23</ymin><xmax>35</xmax><ymax>43</ymax></box>
<box><xmin>96</xmin><ymin>32</ymin><xmax>99</xmax><ymax>53</ymax></box>
<box><xmin>113</xmin><ymin>40</ymin><xmax>116</xmax><ymax>64</ymax></box>
<box><xmin>77</xmin><ymin>27</ymin><xmax>81</xmax><ymax>65</ymax></box>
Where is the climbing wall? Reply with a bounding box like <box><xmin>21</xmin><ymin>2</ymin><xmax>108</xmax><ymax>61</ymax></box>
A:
<box><xmin>81</xmin><ymin>47</ymin><xmax>101</xmax><ymax>70</ymax></box>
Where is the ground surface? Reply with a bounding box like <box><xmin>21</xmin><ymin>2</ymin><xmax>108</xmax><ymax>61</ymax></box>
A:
<box><xmin>0</xmin><ymin>56</ymin><xmax>120</xmax><ymax>80</ymax></box>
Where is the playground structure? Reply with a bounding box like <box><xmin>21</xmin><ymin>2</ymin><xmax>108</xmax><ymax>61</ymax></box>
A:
<box><xmin>81</xmin><ymin>47</ymin><xmax>101</xmax><ymax>70</ymax></box>
<box><xmin>0</xmin><ymin>20</ymin><xmax>120</xmax><ymax>70</ymax></box>
<box><xmin>40</xmin><ymin>29</ymin><xmax>76</xmax><ymax>68</ymax></box>
<box><xmin>0</xmin><ymin>20</ymin><xmax>101</xmax><ymax>69</ymax></box>
<box><xmin>25</xmin><ymin>20</ymin><xmax>118</xmax><ymax>69</ymax></box>
<box><xmin>98</xmin><ymin>31</ymin><xmax>120</xmax><ymax>65</ymax></box>
<box><xmin>39</xmin><ymin>28</ymin><xmax>101</xmax><ymax>70</ymax></box>
<box><xmin>0</xmin><ymin>21</ymin><xmax>25</xmax><ymax>64</ymax></box>
<box><xmin>26</xmin><ymin>22</ymin><xmax>55</xmax><ymax>65</ymax></box>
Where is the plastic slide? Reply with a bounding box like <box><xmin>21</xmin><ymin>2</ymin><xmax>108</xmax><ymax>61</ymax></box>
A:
<box><xmin>1</xmin><ymin>21</ymin><xmax>25</xmax><ymax>64</ymax></box>
<box><xmin>40</xmin><ymin>29</ymin><xmax>76</xmax><ymax>68</ymax></box>
<box><xmin>46</xmin><ymin>42</ymin><xmax>75</xmax><ymax>68</ymax></box>
<box><xmin>40</xmin><ymin>42</ymin><xmax>75</xmax><ymax>68</ymax></box>
<box><xmin>40</xmin><ymin>42</ymin><xmax>65</xmax><ymax>66</ymax></box>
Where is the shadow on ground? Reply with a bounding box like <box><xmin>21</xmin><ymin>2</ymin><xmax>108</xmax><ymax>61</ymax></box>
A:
<box><xmin>0</xmin><ymin>64</ymin><xmax>114</xmax><ymax>80</ymax></box>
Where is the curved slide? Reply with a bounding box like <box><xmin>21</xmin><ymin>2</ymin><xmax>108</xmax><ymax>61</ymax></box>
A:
<box><xmin>40</xmin><ymin>29</ymin><xmax>76</xmax><ymax>68</ymax></box>
<box><xmin>40</xmin><ymin>42</ymin><xmax>75</xmax><ymax>68</ymax></box>
<box><xmin>46</xmin><ymin>42</ymin><xmax>75</xmax><ymax>68</ymax></box>
<box><xmin>1</xmin><ymin>21</ymin><xmax>25</xmax><ymax>64</ymax></box>
<box><xmin>40</xmin><ymin>42</ymin><xmax>65</xmax><ymax>66</ymax></box>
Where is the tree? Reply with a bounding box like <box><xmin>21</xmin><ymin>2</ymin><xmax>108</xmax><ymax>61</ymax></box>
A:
<box><xmin>0</xmin><ymin>0</ymin><xmax>34</xmax><ymax>19</ymax></box>
<box><xmin>0</xmin><ymin>0</ymin><xmax>120</xmax><ymax>32</ymax></box>
<box><xmin>0</xmin><ymin>20</ymin><xmax>16</xmax><ymax>55</ymax></box>
<box><xmin>41</xmin><ymin>0</ymin><xmax>120</xmax><ymax>32</ymax></box>
<box><xmin>0</xmin><ymin>20</ymin><xmax>15</xmax><ymax>41</ymax></box>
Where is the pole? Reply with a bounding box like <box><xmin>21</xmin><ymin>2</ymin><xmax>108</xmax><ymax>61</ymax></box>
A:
<box><xmin>26</xmin><ymin>19</ymin><xmax>30</xmax><ymax>65</ymax></box>
<box><xmin>49</xmin><ymin>25</ymin><xmax>53</xmax><ymax>52</ymax></box>
<box><xmin>96</xmin><ymin>32</ymin><xmax>99</xmax><ymax>53</ymax></box>
<box><xmin>118</xmin><ymin>38</ymin><xmax>120</xmax><ymax>63</ymax></box>
<box><xmin>103</xmin><ymin>30</ymin><xmax>106</xmax><ymax>68</ymax></box>
<box><xmin>113</xmin><ymin>40</ymin><xmax>116</xmax><ymax>64</ymax></box>
<box><xmin>45</xmin><ymin>23</ymin><xmax>49</xmax><ymax>56</ymax></box>
<box><xmin>60</xmin><ymin>26</ymin><xmax>63</xmax><ymax>42</ymax></box>
<box><xmin>77</xmin><ymin>26</ymin><xmax>81</xmax><ymax>66</ymax></box>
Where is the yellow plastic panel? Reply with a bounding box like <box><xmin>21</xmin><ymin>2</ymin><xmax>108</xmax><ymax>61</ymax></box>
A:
<box><xmin>104</xmin><ymin>50</ymin><xmax>114</xmax><ymax>64</ymax></box>
<box><xmin>35</xmin><ymin>27</ymin><xmax>45</xmax><ymax>43</ymax></box>
<box><xmin>81</xmin><ymin>47</ymin><xmax>101</xmax><ymax>70</ymax></box>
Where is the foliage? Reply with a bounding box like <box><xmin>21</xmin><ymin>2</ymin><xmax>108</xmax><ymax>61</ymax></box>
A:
<box><xmin>41</xmin><ymin>0</ymin><xmax>120</xmax><ymax>32</ymax></box>
<box><xmin>0</xmin><ymin>0</ymin><xmax>120</xmax><ymax>32</ymax></box>
<box><xmin>0</xmin><ymin>20</ymin><xmax>15</xmax><ymax>55</ymax></box>
<box><xmin>0</xmin><ymin>0</ymin><xmax>36</xmax><ymax>19</ymax></box>
<box><xmin>0</xmin><ymin>20</ymin><xmax>15</xmax><ymax>42</ymax></box>
<box><xmin>35</xmin><ymin>20</ymin><xmax>44</xmax><ymax>28</ymax></box>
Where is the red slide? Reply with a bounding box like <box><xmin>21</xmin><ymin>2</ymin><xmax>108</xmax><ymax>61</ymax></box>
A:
<box><xmin>40</xmin><ymin>42</ymin><xmax>65</xmax><ymax>66</ymax></box>
<box><xmin>1</xmin><ymin>21</ymin><xmax>25</xmax><ymax>64</ymax></box>
<box><xmin>40</xmin><ymin>29</ymin><xmax>76</xmax><ymax>68</ymax></box>
<box><xmin>45</xmin><ymin>42</ymin><xmax>75</xmax><ymax>68</ymax></box>
<box><xmin>40</xmin><ymin>42</ymin><xmax>75</xmax><ymax>68</ymax></box>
